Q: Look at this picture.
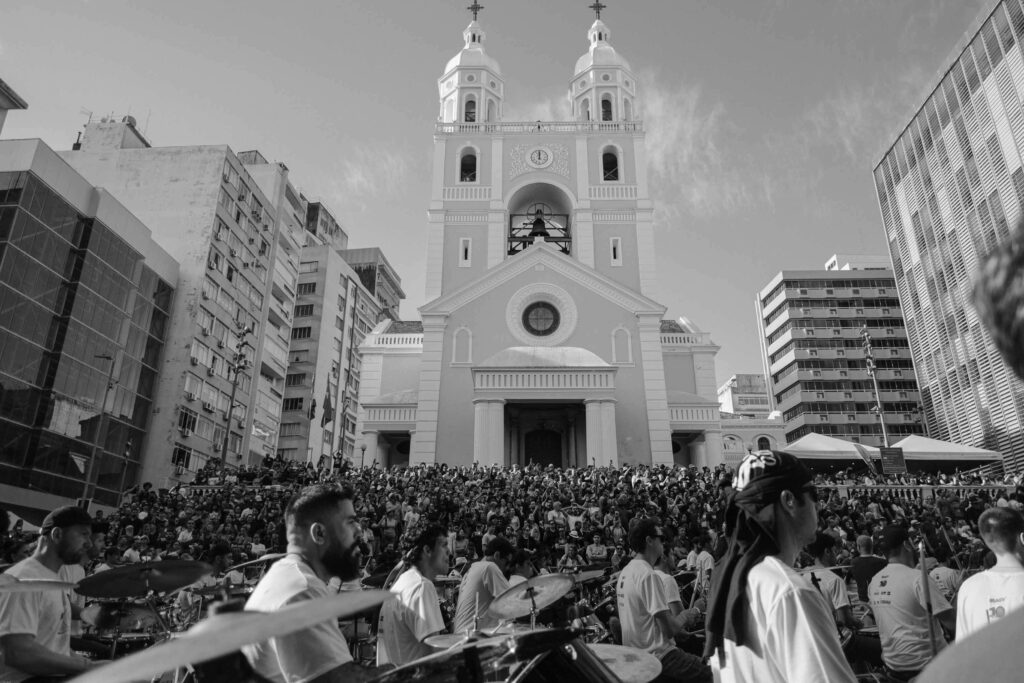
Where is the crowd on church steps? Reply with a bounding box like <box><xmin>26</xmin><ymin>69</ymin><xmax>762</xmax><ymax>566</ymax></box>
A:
<box><xmin>3</xmin><ymin>456</ymin><xmax>1021</xmax><ymax>576</ymax></box>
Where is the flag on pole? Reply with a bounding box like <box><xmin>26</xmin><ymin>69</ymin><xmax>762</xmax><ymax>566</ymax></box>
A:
<box><xmin>853</xmin><ymin>443</ymin><xmax>877</xmax><ymax>474</ymax></box>
<box><xmin>322</xmin><ymin>389</ymin><xmax>333</xmax><ymax>427</ymax></box>
<box><xmin>308</xmin><ymin>397</ymin><xmax>317</xmax><ymax>420</ymax></box>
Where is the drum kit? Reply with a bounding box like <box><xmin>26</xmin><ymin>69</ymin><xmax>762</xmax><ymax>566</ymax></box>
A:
<box><xmin>1</xmin><ymin>558</ymin><xmax>665</xmax><ymax>683</ymax></box>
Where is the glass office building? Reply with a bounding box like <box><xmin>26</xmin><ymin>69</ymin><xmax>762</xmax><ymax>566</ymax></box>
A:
<box><xmin>874</xmin><ymin>0</ymin><xmax>1024</xmax><ymax>470</ymax></box>
<box><xmin>0</xmin><ymin>140</ymin><xmax>177</xmax><ymax>509</ymax></box>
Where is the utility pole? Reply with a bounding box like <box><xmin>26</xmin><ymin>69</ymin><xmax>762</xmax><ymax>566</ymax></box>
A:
<box><xmin>81</xmin><ymin>353</ymin><xmax>117</xmax><ymax>504</ymax></box>
<box><xmin>861</xmin><ymin>326</ymin><xmax>890</xmax><ymax>448</ymax></box>
<box><xmin>221</xmin><ymin>319</ymin><xmax>253</xmax><ymax>468</ymax></box>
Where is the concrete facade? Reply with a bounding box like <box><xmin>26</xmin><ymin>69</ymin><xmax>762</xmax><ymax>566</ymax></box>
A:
<box><xmin>353</xmin><ymin>14</ymin><xmax>726</xmax><ymax>470</ymax></box>
<box><xmin>61</xmin><ymin>122</ymin><xmax>301</xmax><ymax>486</ymax></box>
<box><xmin>717</xmin><ymin>374</ymin><xmax>771</xmax><ymax>419</ymax></box>
<box><xmin>756</xmin><ymin>259</ymin><xmax>925</xmax><ymax>447</ymax></box>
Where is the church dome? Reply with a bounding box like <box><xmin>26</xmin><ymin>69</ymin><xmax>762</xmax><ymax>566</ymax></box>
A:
<box><xmin>444</xmin><ymin>21</ymin><xmax>501</xmax><ymax>75</ymax></box>
<box><xmin>574</xmin><ymin>19</ymin><xmax>631</xmax><ymax>75</ymax></box>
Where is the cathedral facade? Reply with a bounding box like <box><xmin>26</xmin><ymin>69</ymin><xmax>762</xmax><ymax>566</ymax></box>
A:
<box><xmin>353</xmin><ymin>11</ymin><xmax>744</xmax><ymax>470</ymax></box>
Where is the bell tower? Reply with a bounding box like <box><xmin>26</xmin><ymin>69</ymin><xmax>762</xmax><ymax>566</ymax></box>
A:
<box><xmin>437</xmin><ymin>2</ymin><xmax>504</xmax><ymax>125</ymax></box>
<box><xmin>570</xmin><ymin>2</ymin><xmax>638</xmax><ymax>123</ymax></box>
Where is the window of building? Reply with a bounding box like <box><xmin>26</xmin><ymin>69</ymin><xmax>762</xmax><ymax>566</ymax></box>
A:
<box><xmin>282</xmin><ymin>397</ymin><xmax>304</xmax><ymax>412</ymax></box>
<box><xmin>337</xmin><ymin>294</ymin><xmax>347</xmax><ymax>311</ymax></box>
<box><xmin>177</xmin><ymin>407</ymin><xmax>198</xmax><ymax>434</ymax></box>
<box><xmin>280</xmin><ymin>422</ymin><xmax>302</xmax><ymax>437</ymax></box>
<box><xmin>336</xmin><ymin>316</ymin><xmax>344</xmax><ymax>330</ymax></box>
<box><xmin>297</xmin><ymin>282</ymin><xmax>316</xmax><ymax>295</ymax></box>
<box><xmin>601</xmin><ymin>96</ymin><xmax>613</xmax><ymax>121</ymax></box>
<box><xmin>294</xmin><ymin>304</ymin><xmax>314</xmax><ymax>317</ymax></box>
<box><xmin>602</xmin><ymin>148</ymin><xmax>619</xmax><ymax>181</ymax></box>
<box><xmin>459</xmin><ymin>238</ymin><xmax>472</xmax><ymax>267</ymax></box>
<box><xmin>464</xmin><ymin>98</ymin><xmax>477</xmax><ymax>123</ymax></box>
<box><xmin>172</xmin><ymin>444</ymin><xmax>193</xmax><ymax>469</ymax></box>
<box><xmin>460</xmin><ymin>150</ymin><xmax>477</xmax><ymax>182</ymax></box>
<box><xmin>299</xmin><ymin>261</ymin><xmax>318</xmax><ymax>273</ymax></box>
<box><xmin>610</xmin><ymin>237</ymin><xmax>622</xmax><ymax>266</ymax></box>
<box><xmin>285</xmin><ymin>373</ymin><xmax>306</xmax><ymax>387</ymax></box>
<box><xmin>291</xmin><ymin>326</ymin><xmax>312</xmax><ymax>340</ymax></box>
<box><xmin>757</xmin><ymin>437</ymin><xmax>770</xmax><ymax>450</ymax></box>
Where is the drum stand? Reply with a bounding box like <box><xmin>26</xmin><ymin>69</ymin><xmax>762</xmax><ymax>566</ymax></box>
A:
<box><xmin>523</xmin><ymin>585</ymin><xmax>541</xmax><ymax>631</ymax></box>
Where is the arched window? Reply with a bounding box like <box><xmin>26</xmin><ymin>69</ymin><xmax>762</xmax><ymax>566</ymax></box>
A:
<box><xmin>486</xmin><ymin>99</ymin><xmax>496</xmax><ymax>122</ymax></box>
<box><xmin>623</xmin><ymin>99</ymin><xmax>632</xmax><ymax>121</ymax></box>
<box><xmin>451</xmin><ymin>327</ymin><xmax>473</xmax><ymax>364</ymax></box>
<box><xmin>601</xmin><ymin>97</ymin><xmax>613</xmax><ymax>121</ymax></box>
<box><xmin>602</xmin><ymin>148</ymin><xmax>619</xmax><ymax>181</ymax></box>
<box><xmin>757</xmin><ymin>436</ymin><xmax>771</xmax><ymax>451</ymax></box>
<box><xmin>460</xmin><ymin>150</ymin><xmax>477</xmax><ymax>182</ymax></box>
<box><xmin>580</xmin><ymin>99</ymin><xmax>591</xmax><ymax>122</ymax></box>
<box><xmin>465</xmin><ymin>98</ymin><xmax>477</xmax><ymax>123</ymax></box>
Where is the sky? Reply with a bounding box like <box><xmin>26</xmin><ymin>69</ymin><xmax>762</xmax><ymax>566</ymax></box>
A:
<box><xmin>0</xmin><ymin>0</ymin><xmax>992</xmax><ymax>384</ymax></box>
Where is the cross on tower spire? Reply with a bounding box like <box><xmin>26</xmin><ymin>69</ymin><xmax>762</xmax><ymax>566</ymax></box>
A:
<box><xmin>589</xmin><ymin>1</ymin><xmax>607</xmax><ymax>20</ymax></box>
<box><xmin>467</xmin><ymin>2</ymin><xmax>484</xmax><ymax>21</ymax></box>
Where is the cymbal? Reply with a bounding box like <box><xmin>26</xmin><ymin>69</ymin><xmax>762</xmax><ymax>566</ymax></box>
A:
<box><xmin>587</xmin><ymin>644</ymin><xmax>662</xmax><ymax>683</ymax></box>
<box><xmin>77</xmin><ymin>560</ymin><xmax>213</xmax><ymax>598</ymax></box>
<box><xmin>226</xmin><ymin>553</ymin><xmax>285</xmax><ymax>573</ymax></box>
<box><xmin>424</xmin><ymin>633</ymin><xmax>468</xmax><ymax>649</ymax></box>
<box><xmin>0</xmin><ymin>577</ymin><xmax>77</xmax><ymax>593</ymax></box>
<box><xmin>489</xmin><ymin>574</ymin><xmax>573</xmax><ymax>620</ymax></box>
<box><xmin>68</xmin><ymin>590</ymin><xmax>394</xmax><ymax>683</ymax></box>
<box><xmin>572</xmin><ymin>569</ymin><xmax>606</xmax><ymax>584</ymax></box>
<box><xmin>190</xmin><ymin>583</ymin><xmax>253</xmax><ymax>597</ymax></box>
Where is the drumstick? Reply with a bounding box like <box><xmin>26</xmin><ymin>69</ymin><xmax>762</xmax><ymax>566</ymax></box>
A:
<box><xmin>919</xmin><ymin>541</ymin><xmax>939</xmax><ymax>658</ymax></box>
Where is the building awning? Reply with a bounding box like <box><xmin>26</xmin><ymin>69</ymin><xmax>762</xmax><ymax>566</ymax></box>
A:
<box><xmin>891</xmin><ymin>435</ymin><xmax>1002</xmax><ymax>461</ymax></box>
<box><xmin>783</xmin><ymin>433</ymin><xmax>880</xmax><ymax>460</ymax></box>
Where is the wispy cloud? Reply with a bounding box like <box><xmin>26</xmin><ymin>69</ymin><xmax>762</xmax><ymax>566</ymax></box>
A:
<box><xmin>639</xmin><ymin>69</ymin><xmax>770</xmax><ymax>221</ymax></box>
<box><xmin>328</xmin><ymin>143</ymin><xmax>412</xmax><ymax>213</ymax></box>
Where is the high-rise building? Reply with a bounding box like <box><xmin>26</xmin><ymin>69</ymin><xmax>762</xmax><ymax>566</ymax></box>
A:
<box><xmin>62</xmin><ymin>120</ymin><xmax>301</xmax><ymax>485</ymax></box>
<box><xmin>756</xmin><ymin>256</ymin><xmax>925</xmax><ymax>447</ymax></box>
<box><xmin>339</xmin><ymin>248</ymin><xmax>404</xmax><ymax>321</ymax></box>
<box><xmin>353</xmin><ymin>8</ymin><xmax>731</xmax><ymax>469</ymax></box>
<box><xmin>277</xmin><ymin>237</ymin><xmax>386</xmax><ymax>467</ymax></box>
<box><xmin>873</xmin><ymin>0</ymin><xmax>1024</xmax><ymax>469</ymax></box>
<box><xmin>0</xmin><ymin>138</ymin><xmax>178</xmax><ymax>512</ymax></box>
<box><xmin>717</xmin><ymin>374</ymin><xmax>771</xmax><ymax>418</ymax></box>
<box><xmin>305</xmin><ymin>201</ymin><xmax>348</xmax><ymax>250</ymax></box>
<box><xmin>0</xmin><ymin>77</ymin><xmax>28</xmax><ymax>136</ymax></box>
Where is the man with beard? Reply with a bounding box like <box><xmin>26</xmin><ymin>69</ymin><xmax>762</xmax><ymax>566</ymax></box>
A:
<box><xmin>243</xmin><ymin>483</ymin><xmax>375</xmax><ymax>682</ymax></box>
<box><xmin>0</xmin><ymin>505</ymin><xmax>98</xmax><ymax>680</ymax></box>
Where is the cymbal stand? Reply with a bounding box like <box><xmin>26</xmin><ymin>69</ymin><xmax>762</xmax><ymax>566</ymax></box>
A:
<box><xmin>525</xmin><ymin>586</ymin><xmax>539</xmax><ymax>631</ymax></box>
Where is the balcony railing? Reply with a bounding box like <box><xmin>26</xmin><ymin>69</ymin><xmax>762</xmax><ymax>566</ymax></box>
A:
<box><xmin>364</xmin><ymin>333</ymin><xmax>424</xmax><ymax>347</ymax></box>
<box><xmin>435</xmin><ymin>121</ymin><xmax>644</xmax><ymax>135</ymax></box>
<box><xmin>660</xmin><ymin>333</ymin><xmax>714</xmax><ymax>346</ymax></box>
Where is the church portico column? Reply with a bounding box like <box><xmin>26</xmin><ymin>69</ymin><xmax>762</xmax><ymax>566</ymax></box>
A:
<box><xmin>584</xmin><ymin>399</ymin><xmax>604</xmax><ymax>468</ymax></box>
<box><xmin>361</xmin><ymin>431</ymin><xmax>380</xmax><ymax>468</ymax></box>
<box><xmin>473</xmin><ymin>398</ymin><xmax>505</xmax><ymax>467</ymax></box>
<box><xmin>601</xmin><ymin>400</ymin><xmax>618</xmax><ymax>467</ymax></box>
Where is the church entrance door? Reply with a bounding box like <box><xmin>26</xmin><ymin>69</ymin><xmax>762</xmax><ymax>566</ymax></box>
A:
<box><xmin>525</xmin><ymin>429</ymin><xmax>561</xmax><ymax>468</ymax></box>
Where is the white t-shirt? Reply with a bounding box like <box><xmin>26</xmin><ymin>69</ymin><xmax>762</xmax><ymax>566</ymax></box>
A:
<box><xmin>57</xmin><ymin>563</ymin><xmax>86</xmax><ymax>636</ymax></box>
<box><xmin>868</xmin><ymin>563</ymin><xmax>952</xmax><ymax>672</ymax></box>
<box><xmin>711</xmin><ymin>556</ymin><xmax>855</xmax><ymax>683</ymax></box>
<box><xmin>242</xmin><ymin>554</ymin><xmax>353</xmax><ymax>683</ymax></box>
<box><xmin>376</xmin><ymin>566</ymin><xmax>445</xmax><ymax>667</ymax></box>
<box><xmin>803</xmin><ymin>566</ymin><xmax>850</xmax><ymax>613</ymax></box>
<box><xmin>616</xmin><ymin>558</ymin><xmax>670</xmax><ymax>656</ymax></box>
<box><xmin>695</xmin><ymin>550</ymin><xmax>715</xmax><ymax>589</ymax></box>
<box><xmin>0</xmin><ymin>557</ymin><xmax>72</xmax><ymax>683</ymax></box>
<box><xmin>929</xmin><ymin>566</ymin><xmax>961</xmax><ymax>603</ymax></box>
<box><xmin>657</xmin><ymin>570</ymin><xmax>683</xmax><ymax>607</ymax></box>
<box><xmin>955</xmin><ymin>565</ymin><xmax>1024</xmax><ymax>639</ymax></box>
<box><xmin>453</xmin><ymin>559</ymin><xmax>510</xmax><ymax>634</ymax></box>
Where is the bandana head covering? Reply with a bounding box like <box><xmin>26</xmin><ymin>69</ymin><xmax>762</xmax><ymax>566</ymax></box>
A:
<box><xmin>704</xmin><ymin>450</ymin><xmax>813</xmax><ymax>665</ymax></box>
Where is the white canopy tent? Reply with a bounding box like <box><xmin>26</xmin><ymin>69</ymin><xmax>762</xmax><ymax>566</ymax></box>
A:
<box><xmin>890</xmin><ymin>435</ymin><xmax>1002</xmax><ymax>462</ymax></box>
<box><xmin>782</xmin><ymin>433</ymin><xmax>880</xmax><ymax>461</ymax></box>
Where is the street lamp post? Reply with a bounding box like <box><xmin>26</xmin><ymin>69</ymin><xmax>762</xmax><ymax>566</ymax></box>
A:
<box><xmin>360</xmin><ymin>443</ymin><xmax>367</xmax><ymax>469</ymax></box>
<box><xmin>81</xmin><ymin>353</ymin><xmax>117</xmax><ymax>504</ymax></box>
<box><xmin>221</xmin><ymin>321</ymin><xmax>253</xmax><ymax>468</ymax></box>
<box><xmin>860</xmin><ymin>326</ymin><xmax>890</xmax><ymax>448</ymax></box>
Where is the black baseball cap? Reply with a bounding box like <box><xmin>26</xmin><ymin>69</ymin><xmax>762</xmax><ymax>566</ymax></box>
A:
<box><xmin>879</xmin><ymin>525</ymin><xmax>909</xmax><ymax>554</ymax></box>
<box><xmin>39</xmin><ymin>505</ymin><xmax>93</xmax><ymax>535</ymax></box>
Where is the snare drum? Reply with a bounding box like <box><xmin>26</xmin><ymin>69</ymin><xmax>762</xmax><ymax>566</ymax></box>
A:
<box><xmin>83</xmin><ymin>600</ymin><xmax>161</xmax><ymax>634</ymax></box>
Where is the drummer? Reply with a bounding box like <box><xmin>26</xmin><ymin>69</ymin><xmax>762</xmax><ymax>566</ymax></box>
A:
<box><xmin>508</xmin><ymin>550</ymin><xmax>536</xmax><ymax>586</ymax></box>
<box><xmin>453</xmin><ymin>537</ymin><xmax>512</xmax><ymax>634</ymax></box>
<box><xmin>0</xmin><ymin>505</ymin><xmax>98</xmax><ymax>680</ymax></box>
<box><xmin>242</xmin><ymin>483</ymin><xmax>378</xmax><ymax>681</ymax></box>
<box><xmin>376</xmin><ymin>524</ymin><xmax>449</xmax><ymax>667</ymax></box>
<box><xmin>617</xmin><ymin>519</ymin><xmax>711</xmax><ymax>682</ymax></box>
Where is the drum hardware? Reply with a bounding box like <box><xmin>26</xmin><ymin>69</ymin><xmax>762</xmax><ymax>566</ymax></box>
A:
<box><xmin>586</xmin><ymin>643</ymin><xmax>662</xmax><ymax>683</ymax></box>
<box><xmin>489</xmin><ymin>574</ymin><xmax>574</xmax><ymax>631</ymax></box>
<box><xmin>77</xmin><ymin>560</ymin><xmax>214</xmax><ymax>599</ymax></box>
<box><xmin>68</xmin><ymin>590</ymin><xmax>394</xmax><ymax>683</ymax></box>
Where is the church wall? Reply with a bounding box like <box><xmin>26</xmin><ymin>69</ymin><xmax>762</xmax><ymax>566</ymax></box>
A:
<box><xmin>663</xmin><ymin>353</ymin><xmax>698</xmax><ymax>395</ymax></box>
<box><xmin>378</xmin><ymin>355</ymin><xmax>422</xmax><ymax>397</ymax></box>
<box><xmin>441</xmin><ymin>224</ymin><xmax>488</xmax><ymax>292</ymax></box>
<box><xmin>432</xmin><ymin>266</ymin><xmax>657</xmax><ymax>466</ymax></box>
<box><xmin>591</xmin><ymin>223</ymin><xmax>641</xmax><ymax>290</ymax></box>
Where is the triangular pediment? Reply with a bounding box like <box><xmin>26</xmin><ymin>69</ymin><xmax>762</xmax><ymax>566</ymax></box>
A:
<box><xmin>419</xmin><ymin>240</ymin><xmax>665</xmax><ymax>316</ymax></box>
